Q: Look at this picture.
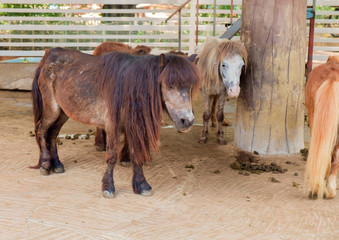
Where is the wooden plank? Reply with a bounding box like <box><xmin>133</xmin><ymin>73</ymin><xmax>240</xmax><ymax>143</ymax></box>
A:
<box><xmin>0</xmin><ymin>16</ymin><xmax>185</xmax><ymax>22</ymax></box>
<box><xmin>316</xmin><ymin>11</ymin><xmax>339</xmax><ymax>15</ymax></box>
<box><xmin>0</xmin><ymin>24</ymin><xmax>190</xmax><ymax>31</ymax></box>
<box><xmin>315</xmin><ymin>28</ymin><xmax>339</xmax><ymax>33</ymax></box>
<box><xmin>1</xmin><ymin>0</ymin><xmax>184</xmax><ymax>4</ymax></box>
<box><xmin>0</xmin><ymin>42</ymin><xmax>189</xmax><ymax>48</ymax></box>
<box><xmin>1</xmin><ymin>8</ymin><xmax>179</xmax><ymax>14</ymax></box>
<box><xmin>0</xmin><ymin>34</ymin><xmax>190</xmax><ymax>40</ymax></box>
<box><xmin>314</xmin><ymin>46</ymin><xmax>339</xmax><ymax>51</ymax></box>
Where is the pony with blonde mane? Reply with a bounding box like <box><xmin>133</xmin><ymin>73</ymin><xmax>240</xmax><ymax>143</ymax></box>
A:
<box><xmin>196</xmin><ymin>37</ymin><xmax>247</xmax><ymax>144</ymax></box>
<box><xmin>305</xmin><ymin>56</ymin><xmax>339</xmax><ymax>199</ymax></box>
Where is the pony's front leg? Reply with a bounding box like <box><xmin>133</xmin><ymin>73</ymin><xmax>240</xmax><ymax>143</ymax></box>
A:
<box><xmin>210</xmin><ymin>96</ymin><xmax>217</xmax><ymax>127</ymax></box>
<box><xmin>216</xmin><ymin>92</ymin><xmax>227</xmax><ymax>145</ymax></box>
<box><xmin>132</xmin><ymin>161</ymin><xmax>152</xmax><ymax>196</ymax></box>
<box><xmin>102</xmin><ymin>143</ymin><xmax>118</xmax><ymax>198</ymax></box>
<box><xmin>325</xmin><ymin>146</ymin><xmax>339</xmax><ymax>199</ymax></box>
<box><xmin>199</xmin><ymin>94</ymin><xmax>211</xmax><ymax>144</ymax></box>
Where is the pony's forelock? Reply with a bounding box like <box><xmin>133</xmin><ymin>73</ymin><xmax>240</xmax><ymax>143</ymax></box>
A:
<box><xmin>160</xmin><ymin>54</ymin><xmax>200</xmax><ymax>98</ymax></box>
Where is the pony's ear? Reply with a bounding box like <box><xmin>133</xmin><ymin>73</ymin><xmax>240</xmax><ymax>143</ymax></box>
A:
<box><xmin>160</xmin><ymin>54</ymin><xmax>168</xmax><ymax>69</ymax></box>
<box><xmin>188</xmin><ymin>54</ymin><xmax>198</xmax><ymax>63</ymax></box>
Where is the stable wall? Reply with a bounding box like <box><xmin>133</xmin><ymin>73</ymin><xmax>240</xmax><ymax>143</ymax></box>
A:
<box><xmin>0</xmin><ymin>63</ymin><xmax>36</xmax><ymax>90</ymax></box>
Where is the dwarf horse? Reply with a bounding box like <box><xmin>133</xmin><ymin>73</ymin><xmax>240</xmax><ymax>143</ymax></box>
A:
<box><xmin>93</xmin><ymin>41</ymin><xmax>151</xmax><ymax>56</ymax></box>
<box><xmin>305</xmin><ymin>56</ymin><xmax>339</xmax><ymax>199</ymax></box>
<box><xmin>93</xmin><ymin>41</ymin><xmax>152</xmax><ymax>152</ymax></box>
<box><xmin>32</xmin><ymin>48</ymin><xmax>200</xmax><ymax>198</ymax></box>
<box><xmin>196</xmin><ymin>37</ymin><xmax>247</xmax><ymax>144</ymax></box>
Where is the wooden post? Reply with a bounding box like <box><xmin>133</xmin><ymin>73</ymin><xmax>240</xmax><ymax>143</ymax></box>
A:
<box><xmin>234</xmin><ymin>0</ymin><xmax>307</xmax><ymax>154</ymax></box>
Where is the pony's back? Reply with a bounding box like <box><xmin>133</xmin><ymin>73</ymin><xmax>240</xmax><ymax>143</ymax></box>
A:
<box><xmin>93</xmin><ymin>42</ymin><xmax>151</xmax><ymax>56</ymax></box>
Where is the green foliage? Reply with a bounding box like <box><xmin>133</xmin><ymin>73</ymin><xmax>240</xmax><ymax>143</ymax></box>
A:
<box><xmin>0</xmin><ymin>4</ymin><xmax>64</xmax><ymax>17</ymax></box>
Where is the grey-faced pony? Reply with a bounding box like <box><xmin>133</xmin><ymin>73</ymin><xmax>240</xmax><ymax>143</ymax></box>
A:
<box><xmin>196</xmin><ymin>37</ymin><xmax>248</xmax><ymax>144</ymax></box>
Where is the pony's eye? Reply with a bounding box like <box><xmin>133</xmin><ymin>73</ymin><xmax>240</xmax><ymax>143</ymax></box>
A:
<box><xmin>222</xmin><ymin>64</ymin><xmax>228</xmax><ymax>69</ymax></box>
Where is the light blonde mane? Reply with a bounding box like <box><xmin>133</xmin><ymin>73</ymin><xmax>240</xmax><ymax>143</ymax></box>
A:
<box><xmin>196</xmin><ymin>37</ymin><xmax>248</xmax><ymax>93</ymax></box>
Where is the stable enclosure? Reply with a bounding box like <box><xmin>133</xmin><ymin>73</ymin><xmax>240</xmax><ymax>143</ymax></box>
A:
<box><xmin>0</xmin><ymin>0</ymin><xmax>338</xmax><ymax>57</ymax></box>
<box><xmin>0</xmin><ymin>0</ymin><xmax>338</xmax><ymax>90</ymax></box>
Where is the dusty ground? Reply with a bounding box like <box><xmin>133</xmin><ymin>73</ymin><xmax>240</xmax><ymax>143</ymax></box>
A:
<box><xmin>1</xmin><ymin>90</ymin><xmax>339</xmax><ymax>240</ymax></box>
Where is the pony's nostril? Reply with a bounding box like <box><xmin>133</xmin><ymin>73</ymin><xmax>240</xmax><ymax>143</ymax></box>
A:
<box><xmin>180</xmin><ymin>118</ymin><xmax>193</xmax><ymax>128</ymax></box>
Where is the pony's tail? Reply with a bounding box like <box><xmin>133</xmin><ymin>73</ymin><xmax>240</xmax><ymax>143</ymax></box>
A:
<box><xmin>31</xmin><ymin>49</ymin><xmax>49</xmax><ymax>169</ymax></box>
<box><xmin>305</xmin><ymin>76</ymin><xmax>339</xmax><ymax>198</ymax></box>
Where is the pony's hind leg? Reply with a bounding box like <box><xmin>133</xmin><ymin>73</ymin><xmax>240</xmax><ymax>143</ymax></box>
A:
<box><xmin>325</xmin><ymin>144</ymin><xmax>339</xmax><ymax>199</ymax></box>
<box><xmin>119</xmin><ymin>132</ymin><xmax>131</xmax><ymax>167</ymax></box>
<box><xmin>216</xmin><ymin>91</ymin><xmax>227</xmax><ymax>145</ymax></box>
<box><xmin>47</xmin><ymin>112</ymin><xmax>69</xmax><ymax>173</ymax></box>
<box><xmin>35</xmin><ymin>108</ymin><xmax>63</xmax><ymax>175</ymax></box>
<box><xmin>132</xmin><ymin>161</ymin><xmax>152</xmax><ymax>196</ymax></box>
<box><xmin>199</xmin><ymin>94</ymin><xmax>212</xmax><ymax>144</ymax></box>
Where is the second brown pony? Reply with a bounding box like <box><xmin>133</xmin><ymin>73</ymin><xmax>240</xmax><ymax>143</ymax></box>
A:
<box><xmin>93</xmin><ymin>41</ymin><xmax>152</xmax><ymax>152</ymax></box>
<box><xmin>305</xmin><ymin>56</ymin><xmax>339</xmax><ymax>199</ymax></box>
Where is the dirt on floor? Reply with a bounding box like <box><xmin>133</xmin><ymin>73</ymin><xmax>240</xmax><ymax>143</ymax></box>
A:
<box><xmin>0</xmin><ymin>90</ymin><xmax>338</xmax><ymax>240</ymax></box>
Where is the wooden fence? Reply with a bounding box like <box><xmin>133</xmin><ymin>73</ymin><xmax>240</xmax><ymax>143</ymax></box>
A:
<box><xmin>0</xmin><ymin>0</ymin><xmax>338</xmax><ymax>62</ymax></box>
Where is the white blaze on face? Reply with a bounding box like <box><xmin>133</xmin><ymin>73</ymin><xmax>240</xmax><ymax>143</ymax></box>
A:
<box><xmin>219</xmin><ymin>54</ymin><xmax>244</xmax><ymax>98</ymax></box>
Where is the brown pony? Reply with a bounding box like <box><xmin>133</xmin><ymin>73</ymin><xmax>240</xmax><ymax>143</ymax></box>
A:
<box><xmin>196</xmin><ymin>37</ymin><xmax>247</xmax><ymax>144</ymax></box>
<box><xmin>305</xmin><ymin>56</ymin><xmax>339</xmax><ymax>199</ymax></box>
<box><xmin>92</xmin><ymin>41</ymin><xmax>152</xmax><ymax>152</ymax></box>
<box><xmin>93</xmin><ymin>41</ymin><xmax>151</xmax><ymax>56</ymax></box>
<box><xmin>32</xmin><ymin>48</ymin><xmax>200</xmax><ymax>198</ymax></box>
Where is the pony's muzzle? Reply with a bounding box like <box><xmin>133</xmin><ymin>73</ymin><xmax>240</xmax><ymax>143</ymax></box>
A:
<box><xmin>178</xmin><ymin>118</ymin><xmax>194</xmax><ymax>132</ymax></box>
<box><xmin>227</xmin><ymin>87</ymin><xmax>240</xmax><ymax>98</ymax></box>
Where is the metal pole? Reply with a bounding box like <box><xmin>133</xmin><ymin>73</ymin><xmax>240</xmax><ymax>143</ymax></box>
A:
<box><xmin>196</xmin><ymin>0</ymin><xmax>199</xmax><ymax>45</ymax></box>
<box><xmin>179</xmin><ymin>10</ymin><xmax>182</xmax><ymax>51</ymax></box>
<box><xmin>306</xmin><ymin>0</ymin><xmax>316</xmax><ymax>78</ymax></box>
<box><xmin>213</xmin><ymin>0</ymin><xmax>216</xmax><ymax>36</ymax></box>
<box><xmin>230</xmin><ymin>0</ymin><xmax>233</xmax><ymax>24</ymax></box>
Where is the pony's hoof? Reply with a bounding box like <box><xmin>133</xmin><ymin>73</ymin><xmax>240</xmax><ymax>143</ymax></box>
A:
<box><xmin>222</xmin><ymin>119</ymin><xmax>231</xmax><ymax>126</ymax></box>
<box><xmin>308</xmin><ymin>192</ymin><xmax>318</xmax><ymax>199</ymax></box>
<box><xmin>103</xmin><ymin>190</ymin><xmax>115</xmax><ymax>199</ymax></box>
<box><xmin>95</xmin><ymin>145</ymin><xmax>106</xmax><ymax>152</ymax></box>
<box><xmin>199</xmin><ymin>138</ymin><xmax>207</xmax><ymax>144</ymax></box>
<box><xmin>40</xmin><ymin>167</ymin><xmax>50</xmax><ymax>176</ymax></box>
<box><xmin>324</xmin><ymin>192</ymin><xmax>336</xmax><ymax>199</ymax></box>
<box><xmin>217</xmin><ymin>139</ymin><xmax>227</xmax><ymax>145</ymax></box>
<box><xmin>120</xmin><ymin>161</ymin><xmax>131</xmax><ymax>168</ymax></box>
<box><xmin>140</xmin><ymin>190</ymin><xmax>153</xmax><ymax>196</ymax></box>
<box><xmin>53</xmin><ymin>167</ymin><xmax>65</xmax><ymax>173</ymax></box>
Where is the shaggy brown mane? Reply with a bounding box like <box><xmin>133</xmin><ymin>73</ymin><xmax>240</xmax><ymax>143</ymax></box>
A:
<box><xmin>98</xmin><ymin>52</ymin><xmax>199</xmax><ymax>164</ymax></box>
<box><xmin>196</xmin><ymin>37</ymin><xmax>248</xmax><ymax>93</ymax></box>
